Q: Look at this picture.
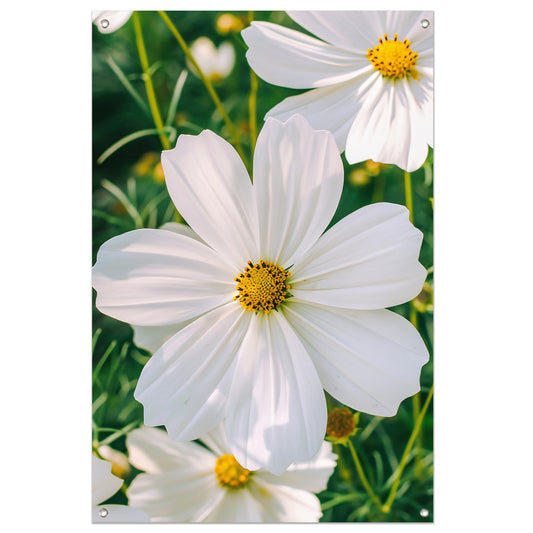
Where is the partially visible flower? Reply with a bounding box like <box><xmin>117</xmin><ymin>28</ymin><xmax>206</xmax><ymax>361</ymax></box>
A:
<box><xmin>413</xmin><ymin>281</ymin><xmax>433</xmax><ymax>313</ymax></box>
<box><xmin>97</xmin><ymin>445</ymin><xmax>130</xmax><ymax>480</ymax></box>
<box><xmin>92</xmin><ymin>455</ymin><xmax>149</xmax><ymax>523</ymax></box>
<box><xmin>126</xmin><ymin>425</ymin><xmax>337</xmax><ymax>522</ymax></box>
<box><xmin>216</xmin><ymin>13</ymin><xmax>246</xmax><ymax>34</ymax></box>
<box><xmin>188</xmin><ymin>37</ymin><xmax>235</xmax><ymax>82</ymax></box>
<box><xmin>242</xmin><ymin>11</ymin><xmax>433</xmax><ymax>171</ymax></box>
<box><xmin>92</xmin><ymin>11</ymin><xmax>133</xmax><ymax>34</ymax></box>
<box><xmin>326</xmin><ymin>408</ymin><xmax>360</xmax><ymax>445</ymax></box>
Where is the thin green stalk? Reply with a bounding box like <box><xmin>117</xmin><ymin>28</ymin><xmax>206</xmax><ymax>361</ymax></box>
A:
<box><xmin>371</xmin><ymin>174</ymin><xmax>385</xmax><ymax>203</ymax></box>
<box><xmin>158</xmin><ymin>10</ymin><xmax>250</xmax><ymax>172</ymax></box>
<box><xmin>347</xmin><ymin>439</ymin><xmax>383</xmax><ymax>510</ymax></box>
<box><xmin>410</xmin><ymin>306</ymin><xmax>424</xmax><ymax>479</ymax></box>
<box><xmin>321</xmin><ymin>492</ymin><xmax>361</xmax><ymax>512</ymax></box>
<box><xmin>132</xmin><ymin>11</ymin><xmax>171</xmax><ymax>150</ymax></box>
<box><xmin>382</xmin><ymin>385</ymin><xmax>434</xmax><ymax>513</ymax></box>
<box><xmin>404</xmin><ymin>168</ymin><xmax>425</xmax><ymax>476</ymax></box>
<box><xmin>248</xmin><ymin>11</ymin><xmax>259</xmax><ymax>157</ymax></box>
<box><xmin>404</xmin><ymin>170</ymin><xmax>414</xmax><ymax>224</ymax></box>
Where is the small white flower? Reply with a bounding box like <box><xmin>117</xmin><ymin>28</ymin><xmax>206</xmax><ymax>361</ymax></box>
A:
<box><xmin>92</xmin><ymin>114</ymin><xmax>429</xmax><ymax>475</ymax></box>
<box><xmin>242</xmin><ymin>11</ymin><xmax>433</xmax><ymax>171</ymax></box>
<box><xmin>92</xmin><ymin>455</ymin><xmax>149</xmax><ymax>523</ymax></box>
<box><xmin>92</xmin><ymin>11</ymin><xmax>133</xmax><ymax>34</ymax></box>
<box><xmin>189</xmin><ymin>37</ymin><xmax>235</xmax><ymax>82</ymax></box>
<box><xmin>126</xmin><ymin>425</ymin><xmax>337</xmax><ymax>522</ymax></box>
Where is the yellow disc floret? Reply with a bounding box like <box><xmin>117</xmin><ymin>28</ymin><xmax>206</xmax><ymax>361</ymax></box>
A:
<box><xmin>215</xmin><ymin>454</ymin><xmax>251</xmax><ymax>489</ymax></box>
<box><xmin>233</xmin><ymin>260</ymin><xmax>291</xmax><ymax>313</ymax></box>
<box><xmin>367</xmin><ymin>33</ymin><xmax>419</xmax><ymax>80</ymax></box>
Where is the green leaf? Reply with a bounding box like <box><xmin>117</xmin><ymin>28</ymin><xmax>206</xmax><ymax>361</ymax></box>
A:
<box><xmin>97</xmin><ymin>126</ymin><xmax>177</xmax><ymax>164</ymax></box>
<box><xmin>105</xmin><ymin>55</ymin><xmax>150</xmax><ymax>115</ymax></box>
<box><xmin>165</xmin><ymin>70</ymin><xmax>188</xmax><ymax>127</ymax></box>
<box><xmin>100</xmin><ymin>179</ymin><xmax>143</xmax><ymax>229</ymax></box>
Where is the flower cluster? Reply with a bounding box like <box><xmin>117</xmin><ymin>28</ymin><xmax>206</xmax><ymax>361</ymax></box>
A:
<box><xmin>92</xmin><ymin>10</ymin><xmax>433</xmax><ymax>523</ymax></box>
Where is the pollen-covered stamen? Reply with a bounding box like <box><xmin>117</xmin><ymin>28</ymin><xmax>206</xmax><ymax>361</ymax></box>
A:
<box><xmin>233</xmin><ymin>260</ymin><xmax>291</xmax><ymax>313</ymax></box>
<box><xmin>214</xmin><ymin>454</ymin><xmax>251</xmax><ymax>489</ymax></box>
<box><xmin>367</xmin><ymin>32</ymin><xmax>419</xmax><ymax>79</ymax></box>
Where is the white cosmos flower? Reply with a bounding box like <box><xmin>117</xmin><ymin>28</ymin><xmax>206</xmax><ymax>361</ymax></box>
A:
<box><xmin>92</xmin><ymin>455</ymin><xmax>149</xmax><ymax>523</ymax></box>
<box><xmin>126</xmin><ymin>425</ymin><xmax>337</xmax><ymax>522</ymax></box>
<box><xmin>92</xmin><ymin>114</ymin><xmax>429</xmax><ymax>475</ymax></box>
<box><xmin>189</xmin><ymin>37</ymin><xmax>236</xmax><ymax>82</ymax></box>
<box><xmin>242</xmin><ymin>11</ymin><xmax>433</xmax><ymax>172</ymax></box>
<box><xmin>92</xmin><ymin>11</ymin><xmax>133</xmax><ymax>34</ymax></box>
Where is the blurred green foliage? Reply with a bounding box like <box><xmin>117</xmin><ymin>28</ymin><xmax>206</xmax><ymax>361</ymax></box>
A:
<box><xmin>92</xmin><ymin>11</ymin><xmax>433</xmax><ymax>523</ymax></box>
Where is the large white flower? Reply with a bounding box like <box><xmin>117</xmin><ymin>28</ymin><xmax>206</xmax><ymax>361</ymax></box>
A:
<box><xmin>242</xmin><ymin>11</ymin><xmax>433</xmax><ymax>171</ymax></box>
<box><xmin>92</xmin><ymin>455</ymin><xmax>149</xmax><ymax>523</ymax></box>
<box><xmin>126</xmin><ymin>425</ymin><xmax>337</xmax><ymax>522</ymax></box>
<box><xmin>92</xmin><ymin>114</ymin><xmax>429</xmax><ymax>475</ymax></box>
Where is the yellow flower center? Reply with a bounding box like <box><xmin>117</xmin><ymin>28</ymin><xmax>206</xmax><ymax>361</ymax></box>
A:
<box><xmin>367</xmin><ymin>33</ymin><xmax>419</xmax><ymax>80</ymax></box>
<box><xmin>214</xmin><ymin>454</ymin><xmax>251</xmax><ymax>489</ymax></box>
<box><xmin>233</xmin><ymin>260</ymin><xmax>291</xmax><ymax>313</ymax></box>
<box><xmin>326</xmin><ymin>408</ymin><xmax>356</xmax><ymax>439</ymax></box>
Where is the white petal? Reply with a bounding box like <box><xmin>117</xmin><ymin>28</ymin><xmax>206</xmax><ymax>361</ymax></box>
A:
<box><xmin>128</xmin><ymin>223</ymin><xmax>209</xmax><ymax>352</ymax></box>
<box><xmin>135</xmin><ymin>303</ymin><xmax>251</xmax><ymax>441</ymax></box>
<box><xmin>132</xmin><ymin>319</ymin><xmax>195</xmax><ymax>353</ymax></box>
<box><xmin>225</xmin><ymin>311</ymin><xmax>327</xmax><ymax>475</ymax></box>
<box><xmin>288</xmin><ymin>11</ymin><xmax>433</xmax><ymax>52</ymax></box>
<box><xmin>92</xmin><ymin>228</ymin><xmax>234</xmax><ymax>326</ymax></box>
<box><xmin>92</xmin><ymin>504</ymin><xmax>150</xmax><ymax>523</ymax></box>
<box><xmin>258</xmin><ymin>440</ymin><xmax>337</xmax><ymax>493</ymax></box>
<box><xmin>216</xmin><ymin>42</ymin><xmax>236</xmax><ymax>77</ymax></box>
<box><xmin>397</xmin><ymin>11</ymin><xmax>434</xmax><ymax>48</ymax></box>
<box><xmin>242</xmin><ymin>21</ymin><xmax>366</xmax><ymax>88</ymax></box>
<box><xmin>405</xmin><ymin>70</ymin><xmax>434</xmax><ymax>148</ymax></box>
<box><xmin>291</xmin><ymin>203</ymin><xmax>427</xmax><ymax>310</ymax></box>
<box><xmin>248</xmin><ymin>478</ymin><xmax>323</xmax><ymax>522</ymax></box>
<box><xmin>253</xmin><ymin>115</ymin><xmax>343</xmax><ymax>267</ymax></box>
<box><xmin>92</xmin><ymin>455</ymin><xmax>123</xmax><ymax>505</ymax></box>
<box><xmin>344</xmin><ymin>75</ymin><xmax>431</xmax><ymax>171</ymax></box>
<box><xmin>92</xmin><ymin>11</ymin><xmax>133</xmax><ymax>34</ymax></box>
<box><xmin>283</xmin><ymin>300</ymin><xmax>429</xmax><ymax>416</ymax></box>
<box><xmin>126</xmin><ymin>426</ymin><xmax>214</xmax><ymax>474</ymax></box>
<box><xmin>204</xmin><ymin>488</ymin><xmax>263</xmax><ymax>523</ymax></box>
<box><xmin>198</xmin><ymin>423</ymin><xmax>231</xmax><ymax>458</ymax></box>
<box><xmin>189</xmin><ymin>37</ymin><xmax>219</xmax><ymax>76</ymax></box>
<box><xmin>162</xmin><ymin>130</ymin><xmax>259</xmax><ymax>270</ymax></box>
<box><xmin>265</xmin><ymin>77</ymin><xmax>372</xmax><ymax>153</ymax></box>
<box><xmin>288</xmin><ymin>11</ymin><xmax>378</xmax><ymax>51</ymax></box>
<box><xmin>127</xmin><ymin>469</ymin><xmax>223</xmax><ymax>522</ymax></box>
<box><xmin>159</xmin><ymin>221</ymin><xmax>206</xmax><ymax>244</ymax></box>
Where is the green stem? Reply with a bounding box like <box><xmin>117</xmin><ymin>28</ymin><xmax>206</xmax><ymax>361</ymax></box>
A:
<box><xmin>347</xmin><ymin>439</ymin><xmax>383</xmax><ymax>510</ymax></box>
<box><xmin>404</xmin><ymin>170</ymin><xmax>414</xmax><ymax>224</ymax></box>
<box><xmin>371</xmin><ymin>174</ymin><xmax>385</xmax><ymax>203</ymax></box>
<box><xmin>158</xmin><ymin>10</ymin><xmax>250</xmax><ymax>172</ymax></box>
<box><xmin>248</xmin><ymin>11</ymin><xmax>259</xmax><ymax>158</ymax></box>
<box><xmin>404</xmin><ymin>168</ymin><xmax>424</xmax><ymax>476</ymax></box>
<box><xmin>132</xmin><ymin>11</ymin><xmax>171</xmax><ymax>150</ymax></box>
<box><xmin>410</xmin><ymin>306</ymin><xmax>424</xmax><ymax>479</ymax></box>
<box><xmin>382</xmin><ymin>385</ymin><xmax>434</xmax><ymax>512</ymax></box>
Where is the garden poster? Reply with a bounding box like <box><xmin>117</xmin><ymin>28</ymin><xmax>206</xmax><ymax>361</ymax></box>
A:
<box><xmin>92</xmin><ymin>10</ymin><xmax>433</xmax><ymax>523</ymax></box>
